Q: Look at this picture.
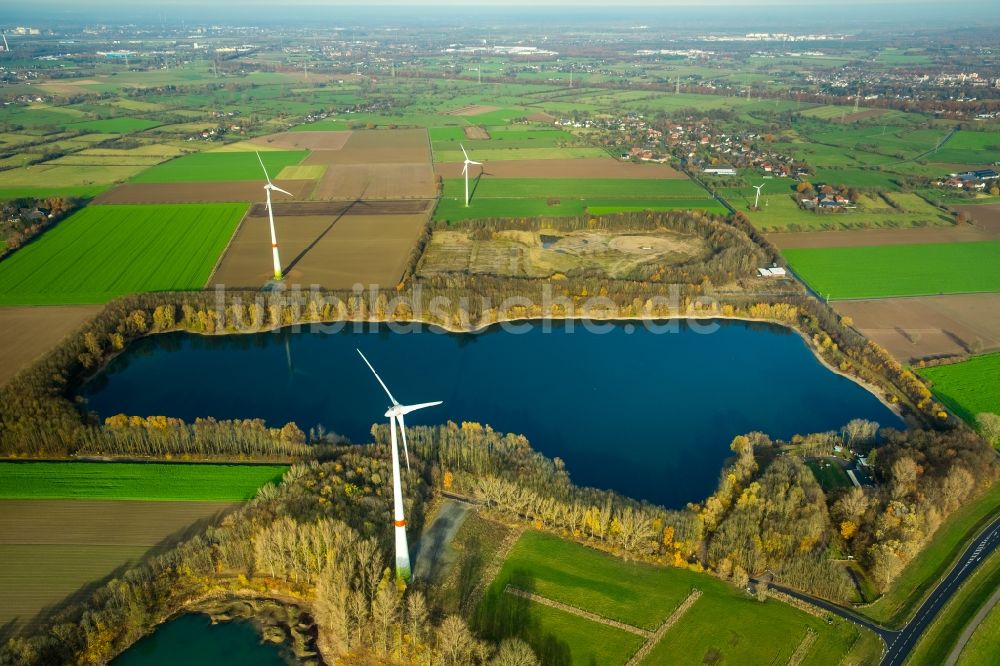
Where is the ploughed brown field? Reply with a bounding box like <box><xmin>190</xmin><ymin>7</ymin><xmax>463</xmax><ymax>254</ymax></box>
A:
<box><xmin>766</xmin><ymin>224</ymin><xmax>1000</xmax><ymax>249</ymax></box>
<box><xmin>463</xmin><ymin>126</ymin><xmax>490</xmax><ymax>140</ymax></box>
<box><xmin>210</xmin><ymin>213</ymin><xmax>428</xmax><ymax>290</ymax></box>
<box><xmin>447</xmin><ymin>104</ymin><xmax>499</xmax><ymax>116</ymax></box>
<box><xmin>0</xmin><ymin>305</ymin><xmax>102</xmax><ymax>385</ymax></box>
<box><xmin>953</xmin><ymin>204</ymin><xmax>1000</xmax><ymax>234</ymax></box>
<box><xmin>309</xmin><ymin>163</ymin><xmax>436</xmax><ymax>200</ymax></box>
<box><xmin>301</xmin><ymin>129</ymin><xmax>435</xmax><ymax>199</ymax></box>
<box><xmin>247</xmin><ymin>200</ymin><xmax>433</xmax><ymax>217</ymax></box>
<box><xmin>303</xmin><ymin>128</ymin><xmax>431</xmax><ymax>164</ymax></box>
<box><xmin>835</xmin><ymin>293</ymin><xmax>1000</xmax><ymax>362</ymax></box>
<box><xmin>93</xmin><ymin>180</ymin><xmax>316</xmax><ymax>204</ymax></box>
<box><xmin>434</xmin><ymin>157</ymin><xmax>687</xmax><ymax>179</ymax></box>
<box><xmin>248</xmin><ymin>130</ymin><xmax>353</xmax><ymax>151</ymax></box>
<box><xmin>0</xmin><ymin>500</ymin><xmax>237</xmax><ymax>636</ymax></box>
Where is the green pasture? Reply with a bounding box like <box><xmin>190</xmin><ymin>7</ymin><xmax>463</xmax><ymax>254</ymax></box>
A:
<box><xmin>130</xmin><ymin>150</ymin><xmax>308</xmax><ymax>183</ymax></box>
<box><xmin>0</xmin><ymin>203</ymin><xmax>246</xmax><ymax>305</ymax></box>
<box><xmin>725</xmin><ymin>189</ymin><xmax>951</xmax><ymax>232</ymax></box>
<box><xmin>0</xmin><ymin>462</ymin><xmax>286</xmax><ymax>501</ymax></box>
<box><xmin>68</xmin><ymin>118</ymin><xmax>162</xmax><ymax>133</ymax></box>
<box><xmin>920</xmin><ymin>353</ymin><xmax>1000</xmax><ymax>427</ymax></box>
<box><xmin>783</xmin><ymin>241</ymin><xmax>1000</xmax><ymax>299</ymax></box>
<box><xmin>475</xmin><ymin>531</ymin><xmax>880</xmax><ymax>666</ymax></box>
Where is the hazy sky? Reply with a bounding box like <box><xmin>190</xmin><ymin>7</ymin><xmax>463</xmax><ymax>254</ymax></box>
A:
<box><xmin>3</xmin><ymin>0</ymin><xmax>947</xmax><ymax>6</ymax></box>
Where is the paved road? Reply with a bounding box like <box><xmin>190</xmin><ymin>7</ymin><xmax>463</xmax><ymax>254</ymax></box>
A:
<box><xmin>880</xmin><ymin>513</ymin><xmax>1000</xmax><ymax>666</ymax></box>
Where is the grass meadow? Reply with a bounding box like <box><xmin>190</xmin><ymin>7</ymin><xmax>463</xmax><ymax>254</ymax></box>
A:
<box><xmin>920</xmin><ymin>353</ymin><xmax>1000</xmax><ymax>426</ymax></box>
<box><xmin>436</xmin><ymin>177</ymin><xmax>716</xmax><ymax>221</ymax></box>
<box><xmin>782</xmin><ymin>241</ymin><xmax>1000</xmax><ymax>299</ymax></box>
<box><xmin>0</xmin><ymin>462</ymin><xmax>287</xmax><ymax>501</ymax></box>
<box><xmin>0</xmin><ymin>203</ymin><xmax>246</xmax><ymax>304</ymax></box>
<box><xmin>68</xmin><ymin>118</ymin><xmax>162</xmax><ymax>133</ymax></box>
<box><xmin>130</xmin><ymin>150</ymin><xmax>308</xmax><ymax>183</ymax></box>
<box><xmin>957</xmin><ymin>589</ymin><xmax>1000</xmax><ymax>665</ymax></box>
<box><xmin>475</xmin><ymin>531</ymin><xmax>880</xmax><ymax>666</ymax></box>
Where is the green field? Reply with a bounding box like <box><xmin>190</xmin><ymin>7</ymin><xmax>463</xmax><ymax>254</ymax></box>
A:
<box><xmin>807</xmin><ymin>459</ymin><xmax>853</xmax><ymax>491</ymax></box>
<box><xmin>783</xmin><ymin>242</ymin><xmax>1000</xmax><ymax>299</ymax></box>
<box><xmin>0</xmin><ymin>203</ymin><xmax>246</xmax><ymax>305</ymax></box>
<box><xmin>476</xmin><ymin>531</ymin><xmax>880</xmax><ymax>666</ymax></box>
<box><xmin>725</xmin><ymin>188</ymin><xmax>950</xmax><ymax>232</ymax></box>
<box><xmin>68</xmin><ymin>118</ymin><xmax>162</xmax><ymax>133</ymax></box>
<box><xmin>957</xmin><ymin>591</ymin><xmax>1000</xmax><ymax>666</ymax></box>
<box><xmin>130</xmin><ymin>150</ymin><xmax>308</xmax><ymax>183</ymax></box>
<box><xmin>0</xmin><ymin>186</ymin><xmax>108</xmax><ymax>200</ymax></box>
<box><xmin>908</xmin><ymin>548</ymin><xmax>1000</xmax><ymax>666</ymax></box>
<box><xmin>921</xmin><ymin>353</ymin><xmax>1000</xmax><ymax>426</ymax></box>
<box><xmin>0</xmin><ymin>462</ymin><xmax>287</xmax><ymax>501</ymax></box>
<box><xmin>437</xmin><ymin>177</ymin><xmax>717</xmax><ymax>221</ymax></box>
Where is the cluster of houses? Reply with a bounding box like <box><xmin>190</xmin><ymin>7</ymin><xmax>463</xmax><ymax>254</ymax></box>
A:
<box><xmin>798</xmin><ymin>189</ymin><xmax>856</xmax><ymax>212</ymax></box>
<box><xmin>556</xmin><ymin>113</ymin><xmax>808</xmax><ymax>176</ymax></box>
<box><xmin>935</xmin><ymin>169</ymin><xmax>1000</xmax><ymax>191</ymax></box>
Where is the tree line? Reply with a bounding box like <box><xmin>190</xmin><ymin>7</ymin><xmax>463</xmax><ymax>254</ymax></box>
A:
<box><xmin>1</xmin><ymin>446</ymin><xmax>541</xmax><ymax>666</ymax></box>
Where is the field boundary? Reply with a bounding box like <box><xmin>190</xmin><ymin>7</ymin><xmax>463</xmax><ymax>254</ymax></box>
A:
<box><xmin>461</xmin><ymin>524</ymin><xmax>523</xmax><ymax>615</ymax></box>
<box><xmin>504</xmin><ymin>584</ymin><xmax>652</xmax><ymax>638</ymax></box>
<box><xmin>624</xmin><ymin>589</ymin><xmax>703</xmax><ymax>665</ymax></box>
<box><xmin>206</xmin><ymin>205</ymin><xmax>251</xmax><ymax>288</ymax></box>
<box><xmin>787</xmin><ymin>628</ymin><xmax>818</xmax><ymax>666</ymax></box>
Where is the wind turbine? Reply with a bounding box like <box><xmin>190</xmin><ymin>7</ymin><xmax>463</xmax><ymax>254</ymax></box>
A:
<box><xmin>752</xmin><ymin>183</ymin><xmax>765</xmax><ymax>210</ymax></box>
<box><xmin>460</xmin><ymin>144</ymin><xmax>482</xmax><ymax>207</ymax></box>
<box><xmin>1</xmin><ymin>34</ymin><xmax>8</xmax><ymax>53</ymax></box>
<box><xmin>256</xmin><ymin>152</ymin><xmax>293</xmax><ymax>281</ymax></box>
<box><xmin>357</xmin><ymin>349</ymin><xmax>442</xmax><ymax>582</ymax></box>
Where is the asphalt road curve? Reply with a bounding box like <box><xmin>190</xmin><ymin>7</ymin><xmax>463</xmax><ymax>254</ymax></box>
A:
<box><xmin>881</xmin><ymin>513</ymin><xmax>1000</xmax><ymax>666</ymax></box>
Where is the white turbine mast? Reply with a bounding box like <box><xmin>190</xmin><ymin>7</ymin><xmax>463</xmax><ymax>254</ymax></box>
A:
<box><xmin>256</xmin><ymin>152</ymin><xmax>293</xmax><ymax>281</ymax></box>
<box><xmin>1</xmin><ymin>34</ymin><xmax>8</xmax><ymax>53</ymax></box>
<box><xmin>460</xmin><ymin>144</ymin><xmax>482</xmax><ymax>207</ymax></box>
<box><xmin>357</xmin><ymin>349</ymin><xmax>442</xmax><ymax>582</ymax></box>
<box><xmin>752</xmin><ymin>183</ymin><xmax>765</xmax><ymax>210</ymax></box>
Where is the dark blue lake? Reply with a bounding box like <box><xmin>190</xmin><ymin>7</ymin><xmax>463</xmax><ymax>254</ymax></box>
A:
<box><xmin>81</xmin><ymin>320</ymin><xmax>902</xmax><ymax>508</ymax></box>
<box><xmin>111</xmin><ymin>614</ymin><xmax>291</xmax><ymax>666</ymax></box>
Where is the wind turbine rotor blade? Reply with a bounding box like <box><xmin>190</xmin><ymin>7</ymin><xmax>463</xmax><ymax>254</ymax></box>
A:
<box><xmin>356</xmin><ymin>349</ymin><xmax>399</xmax><ymax>405</ymax></box>
<box><xmin>396</xmin><ymin>413</ymin><xmax>411</xmax><ymax>472</ymax></box>
<box><xmin>256</xmin><ymin>151</ymin><xmax>273</xmax><ymax>185</ymax></box>
<box><xmin>398</xmin><ymin>400</ymin><xmax>443</xmax><ymax>415</ymax></box>
<box><xmin>469</xmin><ymin>160</ymin><xmax>482</xmax><ymax>166</ymax></box>
<box><xmin>270</xmin><ymin>185</ymin><xmax>294</xmax><ymax>197</ymax></box>
<box><xmin>460</xmin><ymin>144</ymin><xmax>470</xmax><ymax>161</ymax></box>
<box><xmin>462</xmin><ymin>163</ymin><xmax>468</xmax><ymax>176</ymax></box>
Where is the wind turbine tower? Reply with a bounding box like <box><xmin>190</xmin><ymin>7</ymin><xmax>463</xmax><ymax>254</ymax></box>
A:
<box><xmin>460</xmin><ymin>144</ymin><xmax>482</xmax><ymax>207</ymax></box>
<box><xmin>1</xmin><ymin>34</ymin><xmax>8</xmax><ymax>53</ymax></box>
<box><xmin>753</xmin><ymin>183</ymin><xmax>765</xmax><ymax>210</ymax></box>
<box><xmin>358</xmin><ymin>350</ymin><xmax>442</xmax><ymax>582</ymax></box>
<box><xmin>256</xmin><ymin>152</ymin><xmax>293</xmax><ymax>280</ymax></box>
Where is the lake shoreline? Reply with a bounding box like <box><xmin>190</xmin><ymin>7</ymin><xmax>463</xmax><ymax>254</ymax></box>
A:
<box><xmin>105</xmin><ymin>312</ymin><xmax>906</xmax><ymax>425</ymax></box>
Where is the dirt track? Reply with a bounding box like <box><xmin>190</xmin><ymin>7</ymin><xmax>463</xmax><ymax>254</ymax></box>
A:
<box><xmin>434</xmin><ymin>157</ymin><xmax>686</xmax><ymax>179</ymax></box>
<box><xmin>835</xmin><ymin>293</ymin><xmax>1000</xmax><ymax>362</ymax></box>
<box><xmin>767</xmin><ymin>224</ymin><xmax>999</xmax><ymax>249</ymax></box>
<box><xmin>0</xmin><ymin>305</ymin><xmax>101</xmax><ymax>385</ymax></box>
<box><xmin>94</xmin><ymin>180</ymin><xmax>316</xmax><ymax>204</ymax></box>
<box><xmin>210</xmin><ymin>213</ymin><xmax>427</xmax><ymax>290</ymax></box>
